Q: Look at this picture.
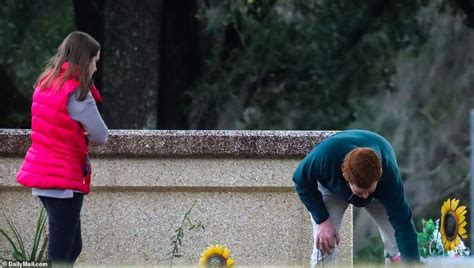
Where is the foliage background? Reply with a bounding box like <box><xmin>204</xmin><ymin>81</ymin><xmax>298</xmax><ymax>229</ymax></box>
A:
<box><xmin>1</xmin><ymin>0</ymin><xmax>473</xmax><ymax>262</ymax></box>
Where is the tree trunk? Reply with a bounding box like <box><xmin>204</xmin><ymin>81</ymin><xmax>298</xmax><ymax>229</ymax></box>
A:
<box><xmin>158</xmin><ymin>0</ymin><xmax>201</xmax><ymax>129</ymax></box>
<box><xmin>72</xmin><ymin>0</ymin><xmax>105</xmax><ymax>92</ymax></box>
<box><xmin>101</xmin><ymin>0</ymin><xmax>162</xmax><ymax>129</ymax></box>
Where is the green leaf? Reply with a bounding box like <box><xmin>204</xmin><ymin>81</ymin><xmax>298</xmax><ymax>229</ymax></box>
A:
<box><xmin>5</xmin><ymin>217</ymin><xmax>26</xmax><ymax>258</ymax></box>
<box><xmin>12</xmin><ymin>250</ymin><xmax>25</xmax><ymax>261</ymax></box>
<box><xmin>168</xmin><ymin>200</ymin><xmax>205</xmax><ymax>266</ymax></box>
<box><xmin>30</xmin><ymin>207</ymin><xmax>47</xmax><ymax>261</ymax></box>
<box><xmin>186</xmin><ymin>217</ymin><xmax>193</xmax><ymax>226</ymax></box>
<box><xmin>0</xmin><ymin>228</ymin><xmax>20</xmax><ymax>256</ymax></box>
<box><xmin>37</xmin><ymin>234</ymin><xmax>48</xmax><ymax>262</ymax></box>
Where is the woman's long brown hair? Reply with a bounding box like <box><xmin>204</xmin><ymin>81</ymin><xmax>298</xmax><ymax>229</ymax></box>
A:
<box><xmin>35</xmin><ymin>31</ymin><xmax>100</xmax><ymax>101</ymax></box>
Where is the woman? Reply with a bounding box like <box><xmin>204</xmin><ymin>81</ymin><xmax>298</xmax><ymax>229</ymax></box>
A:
<box><xmin>17</xmin><ymin>31</ymin><xmax>108</xmax><ymax>265</ymax></box>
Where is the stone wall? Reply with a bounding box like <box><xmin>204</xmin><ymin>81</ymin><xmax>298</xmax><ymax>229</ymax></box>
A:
<box><xmin>0</xmin><ymin>129</ymin><xmax>352</xmax><ymax>266</ymax></box>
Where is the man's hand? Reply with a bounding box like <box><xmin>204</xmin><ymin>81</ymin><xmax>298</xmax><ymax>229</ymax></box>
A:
<box><xmin>385</xmin><ymin>254</ymin><xmax>401</xmax><ymax>264</ymax></box>
<box><xmin>316</xmin><ymin>218</ymin><xmax>340</xmax><ymax>255</ymax></box>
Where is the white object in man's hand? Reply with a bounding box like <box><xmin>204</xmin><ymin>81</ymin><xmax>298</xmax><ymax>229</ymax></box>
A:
<box><xmin>315</xmin><ymin>218</ymin><xmax>340</xmax><ymax>255</ymax></box>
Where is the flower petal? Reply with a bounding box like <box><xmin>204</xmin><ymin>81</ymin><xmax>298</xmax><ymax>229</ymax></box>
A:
<box><xmin>456</xmin><ymin>205</ymin><xmax>466</xmax><ymax>215</ymax></box>
<box><xmin>455</xmin><ymin>236</ymin><xmax>461</xmax><ymax>248</ymax></box>
<box><xmin>451</xmin><ymin>199</ymin><xmax>459</xmax><ymax>210</ymax></box>
<box><xmin>442</xmin><ymin>201</ymin><xmax>449</xmax><ymax>215</ymax></box>
<box><xmin>440</xmin><ymin>218</ymin><xmax>446</xmax><ymax>235</ymax></box>
<box><xmin>450</xmin><ymin>241</ymin><xmax>456</xmax><ymax>251</ymax></box>
<box><xmin>223</xmin><ymin>248</ymin><xmax>230</xmax><ymax>259</ymax></box>
<box><xmin>226</xmin><ymin>258</ymin><xmax>234</xmax><ymax>266</ymax></box>
<box><xmin>217</xmin><ymin>246</ymin><xmax>224</xmax><ymax>255</ymax></box>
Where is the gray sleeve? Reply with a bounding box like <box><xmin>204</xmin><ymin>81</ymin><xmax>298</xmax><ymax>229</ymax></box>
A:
<box><xmin>67</xmin><ymin>90</ymin><xmax>108</xmax><ymax>145</ymax></box>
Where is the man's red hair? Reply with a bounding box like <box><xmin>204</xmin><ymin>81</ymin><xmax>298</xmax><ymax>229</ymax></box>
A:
<box><xmin>342</xmin><ymin>148</ymin><xmax>382</xmax><ymax>188</ymax></box>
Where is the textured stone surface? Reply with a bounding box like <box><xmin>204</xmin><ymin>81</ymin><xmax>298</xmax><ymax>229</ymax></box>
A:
<box><xmin>0</xmin><ymin>129</ymin><xmax>352</xmax><ymax>266</ymax></box>
<box><xmin>0</xmin><ymin>129</ymin><xmax>336</xmax><ymax>157</ymax></box>
<box><xmin>0</xmin><ymin>189</ymin><xmax>352</xmax><ymax>266</ymax></box>
<box><xmin>1</xmin><ymin>157</ymin><xmax>300</xmax><ymax>188</ymax></box>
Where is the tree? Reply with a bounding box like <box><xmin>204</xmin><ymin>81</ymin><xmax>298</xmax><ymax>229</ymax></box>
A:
<box><xmin>0</xmin><ymin>0</ymin><xmax>74</xmax><ymax>128</ymax></box>
<box><xmin>0</xmin><ymin>68</ymin><xmax>29</xmax><ymax>128</ymax></box>
<box><xmin>158</xmin><ymin>1</ymin><xmax>202</xmax><ymax>129</ymax></box>
<box><xmin>99</xmin><ymin>0</ymin><xmax>163</xmax><ymax>129</ymax></box>
<box><xmin>188</xmin><ymin>0</ymin><xmax>429</xmax><ymax>130</ymax></box>
<box><xmin>72</xmin><ymin>0</ymin><xmax>105</xmax><ymax>92</ymax></box>
<box><xmin>72</xmin><ymin>0</ymin><xmax>203</xmax><ymax>129</ymax></box>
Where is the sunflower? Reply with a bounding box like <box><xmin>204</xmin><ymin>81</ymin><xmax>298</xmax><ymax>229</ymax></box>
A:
<box><xmin>199</xmin><ymin>244</ymin><xmax>234</xmax><ymax>268</ymax></box>
<box><xmin>440</xmin><ymin>198</ymin><xmax>468</xmax><ymax>251</ymax></box>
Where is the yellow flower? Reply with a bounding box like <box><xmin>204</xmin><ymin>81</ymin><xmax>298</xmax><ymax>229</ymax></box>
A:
<box><xmin>199</xmin><ymin>244</ymin><xmax>234</xmax><ymax>268</ymax></box>
<box><xmin>440</xmin><ymin>198</ymin><xmax>468</xmax><ymax>251</ymax></box>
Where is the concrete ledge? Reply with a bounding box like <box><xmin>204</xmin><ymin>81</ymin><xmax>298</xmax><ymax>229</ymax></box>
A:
<box><xmin>0</xmin><ymin>129</ymin><xmax>352</xmax><ymax>266</ymax></box>
<box><xmin>0</xmin><ymin>129</ymin><xmax>335</xmax><ymax>157</ymax></box>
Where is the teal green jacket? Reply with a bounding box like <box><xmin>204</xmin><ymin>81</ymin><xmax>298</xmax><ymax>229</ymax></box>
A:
<box><xmin>293</xmin><ymin>129</ymin><xmax>419</xmax><ymax>262</ymax></box>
